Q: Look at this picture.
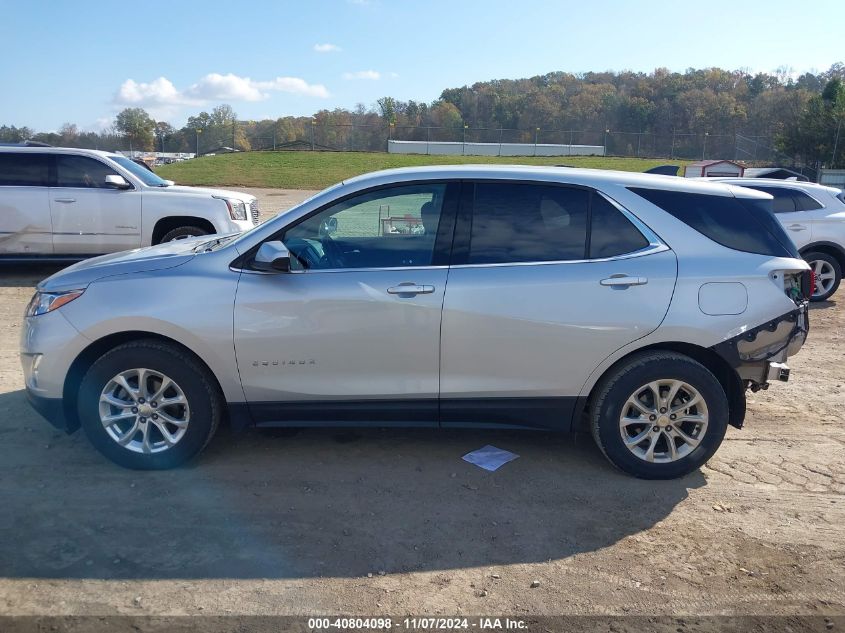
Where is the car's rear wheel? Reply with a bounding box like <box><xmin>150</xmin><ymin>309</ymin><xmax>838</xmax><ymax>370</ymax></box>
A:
<box><xmin>804</xmin><ymin>251</ymin><xmax>841</xmax><ymax>301</ymax></box>
<box><xmin>160</xmin><ymin>225</ymin><xmax>210</xmax><ymax>243</ymax></box>
<box><xmin>590</xmin><ymin>351</ymin><xmax>729</xmax><ymax>479</ymax></box>
<box><xmin>78</xmin><ymin>339</ymin><xmax>222</xmax><ymax>469</ymax></box>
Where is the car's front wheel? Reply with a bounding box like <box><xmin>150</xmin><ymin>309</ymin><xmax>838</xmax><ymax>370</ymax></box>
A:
<box><xmin>803</xmin><ymin>251</ymin><xmax>841</xmax><ymax>301</ymax></box>
<box><xmin>159</xmin><ymin>225</ymin><xmax>210</xmax><ymax>243</ymax></box>
<box><xmin>77</xmin><ymin>339</ymin><xmax>222</xmax><ymax>469</ymax></box>
<box><xmin>590</xmin><ymin>351</ymin><xmax>729</xmax><ymax>479</ymax></box>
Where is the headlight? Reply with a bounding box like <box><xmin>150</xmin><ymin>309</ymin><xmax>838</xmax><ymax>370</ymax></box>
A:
<box><xmin>25</xmin><ymin>289</ymin><xmax>85</xmax><ymax>317</ymax></box>
<box><xmin>214</xmin><ymin>196</ymin><xmax>248</xmax><ymax>221</ymax></box>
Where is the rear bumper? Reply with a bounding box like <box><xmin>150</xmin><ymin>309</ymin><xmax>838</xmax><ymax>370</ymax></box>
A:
<box><xmin>711</xmin><ymin>302</ymin><xmax>809</xmax><ymax>386</ymax></box>
<box><xmin>25</xmin><ymin>388</ymin><xmax>74</xmax><ymax>433</ymax></box>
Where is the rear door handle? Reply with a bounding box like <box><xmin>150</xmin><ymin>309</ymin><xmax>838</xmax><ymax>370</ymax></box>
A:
<box><xmin>387</xmin><ymin>283</ymin><xmax>435</xmax><ymax>295</ymax></box>
<box><xmin>600</xmin><ymin>275</ymin><xmax>648</xmax><ymax>287</ymax></box>
<box><xmin>53</xmin><ymin>198</ymin><xmax>76</xmax><ymax>203</ymax></box>
<box><xmin>787</xmin><ymin>224</ymin><xmax>807</xmax><ymax>231</ymax></box>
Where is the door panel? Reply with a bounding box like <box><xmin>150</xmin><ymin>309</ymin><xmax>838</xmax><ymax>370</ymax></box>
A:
<box><xmin>234</xmin><ymin>268</ymin><xmax>447</xmax><ymax>412</ymax></box>
<box><xmin>0</xmin><ymin>186</ymin><xmax>53</xmax><ymax>255</ymax></box>
<box><xmin>778</xmin><ymin>210</ymin><xmax>812</xmax><ymax>249</ymax></box>
<box><xmin>0</xmin><ymin>153</ymin><xmax>53</xmax><ymax>255</ymax></box>
<box><xmin>50</xmin><ymin>155</ymin><xmax>141</xmax><ymax>254</ymax></box>
<box><xmin>440</xmin><ymin>251</ymin><xmax>676</xmax><ymax>412</ymax></box>
<box><xmin>49</xmin><ymin>189</ymin><xmax>142</xmax><ymax>254</ymax></box>
<box><xmin>234</xmin><ymin>181</ymin><xmax>458</xmax><ymax>423</ymax></box>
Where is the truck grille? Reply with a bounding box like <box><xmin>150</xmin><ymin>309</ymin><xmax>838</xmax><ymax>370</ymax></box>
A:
<box><xmin>250</xmin><ymin>199</ymin><xmax>260</xmax><ymax>225</ymax></box>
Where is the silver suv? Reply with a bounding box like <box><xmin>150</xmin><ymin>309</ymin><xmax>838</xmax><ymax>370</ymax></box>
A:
<box><xmin>20</xmin><ymin>166</ymin><xmax>811</xmax><ymax>479</ymax></box>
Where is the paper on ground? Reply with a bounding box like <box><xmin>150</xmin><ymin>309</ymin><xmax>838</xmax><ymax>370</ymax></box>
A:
<box><xmin>462</xmin><ymin>445</ymin><xmax>520</xmax><ymax>471</ymax></box>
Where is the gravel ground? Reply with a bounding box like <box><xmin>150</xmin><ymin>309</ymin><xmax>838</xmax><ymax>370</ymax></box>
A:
<box><xmin>0</xmin><ymin>188</ymin><xmax>843</xmax><ymax>624</ymax></box>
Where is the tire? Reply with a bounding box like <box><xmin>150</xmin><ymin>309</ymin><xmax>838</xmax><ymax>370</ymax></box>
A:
<box><xmin>77</xmin><ymin>339</ymin><xmax>222</xmax><ymax>469</ymax></box>
<box><xmin>590</xmin><ymin>351</ymin><xmax>729</xmax><ymax>480</ymax></box>
<box><xmin>159</xmin><ymin>225</ymin><xmax>210</xmax><ymax>243</ymax></box>
<box><xmin>803</xmin><ymin>251</ymin><xmax>841</xmax><ymax>302</ymax></box>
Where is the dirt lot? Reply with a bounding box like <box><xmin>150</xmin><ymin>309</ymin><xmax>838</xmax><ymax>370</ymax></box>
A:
<box><xmin>0</xmin><ymin>188</ymin><xmax>844</xmax><ymax>622</ymax></box>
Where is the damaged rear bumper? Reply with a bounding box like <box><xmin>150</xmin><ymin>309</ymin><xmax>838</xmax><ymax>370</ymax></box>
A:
<box><xmin>711</xmin><ymin>302</ymin><xmax>809</xmax><ymax>389</ymax></box>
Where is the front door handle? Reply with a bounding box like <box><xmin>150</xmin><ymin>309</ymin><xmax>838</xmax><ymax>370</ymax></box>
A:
<box><xmin>600</xmin><ymin>275</ymin><xmax>648</xmax><ymax>287</ymax></box>
<box><xmin>53</xmin><ymin>198</ymin><xmax>76</xmax><ymax>203</ymax></box>
<box><xmin>788</xmin><ymin>224</ymin><xmax>807</xmax><ymax>231</ymax></box>
<box><xmin>387</xmin><ymin>283</ymin><xmax>435</xmax><ymax>295</ymax></box>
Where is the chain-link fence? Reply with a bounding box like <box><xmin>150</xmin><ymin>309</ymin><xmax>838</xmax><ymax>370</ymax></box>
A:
<box><xmin>164</xmin><ymin>123</ymin><xmax>788</xmax><ymax>162</ymax></box>
<box><xmin>95</xmin><ymin>121</ymin><xmax>820</xmax><ymax>177</ymax></box>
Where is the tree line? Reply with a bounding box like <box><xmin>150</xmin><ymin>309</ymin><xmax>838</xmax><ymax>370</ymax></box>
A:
<box><xmin>2</xmin><ymin>64</ymin><xmax>844</xmax><ymax>168</ymax></box>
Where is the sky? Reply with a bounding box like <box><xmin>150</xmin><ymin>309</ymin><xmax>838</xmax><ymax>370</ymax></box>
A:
<box><xmin>1</xmin><ymin>0</ymin><xmax>843</xmax><ymax>132</ymax></box>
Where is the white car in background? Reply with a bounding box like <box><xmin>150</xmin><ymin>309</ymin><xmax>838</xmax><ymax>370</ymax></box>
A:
<box><xmin>0</xmin><ymin>146</ymin><xmax>259</xmax><ymax>260</ymax></box>
<box><xmin>711</xmin><ymin>178</ymin><xmax>845</xmax><ymax>301</ymax></box>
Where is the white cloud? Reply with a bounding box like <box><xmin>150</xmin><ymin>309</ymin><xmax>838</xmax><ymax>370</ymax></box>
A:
<box><xmin>314</xmin><ymin>43</ymin><xmax>341</xmax><ymax>53</ymax></box>
<box><xmin>184</xmin><ymin>73</ymin><xmax>265</xmax><ymax>101</ymax></box>
<box><xmin>116</xmin><ymin>77</ymin><xmax>197</xmax><ymax>107</ymax></box>
<box><xmin>342</xmin><ymin>70</ymin><xmax>381</xmax><ymax>80</ymax></box>
<box><xmin>254</xmin><ymin>76</ymin><xmax>330</xmax><ymax>98</ymax></box>
<box><xmin>114</xmin><ymin>73</ymin><xmax>329</xmax><ymax>115</ymax></box>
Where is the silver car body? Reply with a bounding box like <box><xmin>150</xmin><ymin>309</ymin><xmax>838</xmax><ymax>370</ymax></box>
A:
<box><xmin>0</xmin><ymin>146</ymin><xmax>256</xmax><ymax>257</ymax></box>
<box><xmin>21</xmin><ymin>166</ymin><xmax>809</xmax><ymax>433</ymax></box>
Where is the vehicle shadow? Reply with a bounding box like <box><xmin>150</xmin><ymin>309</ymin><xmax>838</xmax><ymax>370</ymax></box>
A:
<box><xmin>0</xmin><ymin>388</ymin><xmax>705</xmax><ymax>580</ymax></box>
<box><xmin>809</xmin><ymin>298</ymin><xmax>836</xmax><ymax>310</ymax></box>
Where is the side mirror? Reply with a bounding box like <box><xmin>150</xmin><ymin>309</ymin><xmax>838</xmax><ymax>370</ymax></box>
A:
<box><xmin>104</xmin><ymin>174</ymin><xmax>131</xmax><ymax>190</ymax></box>
<box><xmin>252</xmin><ymin>241</ymin><xmax>291</xmax><ymax>273</ymax></box>
<box><xmin>163</xmin><ymin>179</ymin><xmax>175</xmax><ymax>186</ymax></box>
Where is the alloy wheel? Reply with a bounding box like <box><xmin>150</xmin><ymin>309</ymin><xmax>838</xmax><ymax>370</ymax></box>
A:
<box><xmin>98</xmin><ymin>368</ymin><xmax>191</xmax><ymax>454</ymax></box>
<box><xmin>619</xmin><ymin>379</ymin><xmax>709</xmax><ymax>463</ymax></box>
<box><xmin>809</xmin><ymin>259</ymin><xmax>836</xmax><ymax>297</ymax></box>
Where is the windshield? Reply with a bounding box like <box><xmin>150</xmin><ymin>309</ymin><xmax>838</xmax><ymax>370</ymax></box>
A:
<box><xmin>109</xmin><ymin>155</ymin><xmax>170</xmax><ymax>187</ymax></box>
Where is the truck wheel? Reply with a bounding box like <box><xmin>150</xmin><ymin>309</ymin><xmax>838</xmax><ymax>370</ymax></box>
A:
<box><xmin>77</xmin><ymin>339</ymin><xmax>222</xmax><ymax>469</ymax></box>
<box><xmin>804</xmin><ymin>252</ymin><xmax>841</xmax><ymax>301</ymax></box>
<box><xmin>159</xmin><ymin>225</ymin><xmax>210</xmax><ymax>243</ymax></box>
<box><xmin>590</xmin><ymin>351</ymin><xmax>729</xmax><ymax>479</ymax></box>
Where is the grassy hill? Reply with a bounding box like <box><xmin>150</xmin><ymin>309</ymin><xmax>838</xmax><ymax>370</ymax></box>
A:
<box><xmin>156</xmin><ymin>151</ymin><xmax>689</xmax><ymax>190</ymax></box>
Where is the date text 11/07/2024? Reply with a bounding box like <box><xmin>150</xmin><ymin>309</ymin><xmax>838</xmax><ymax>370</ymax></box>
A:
<box><xmin>307</xmin><ymin>617</ymin><xmax>529</xmax><ymax>630</ymax></box>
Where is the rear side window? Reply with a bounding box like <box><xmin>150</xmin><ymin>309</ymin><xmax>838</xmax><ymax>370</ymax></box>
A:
<box><xmin>468</xmin><ymin>183</ymin><xmax>588</xmax><ymax>264</ymax></box>
<box><xmin>629</xmin><ymin>187</ymin><xmax>799</xmax><ymax>258</ymax></box>
<box><xmin>0</xmin><ymin>153</ymin><xmax>50</xmax><ymax>186</ymax></box>
<box><xmin>589</xmin><ymin>195</ymin><xmax>649</xmax><ymax>258</ymax></box>
<box><xmin>55</xmin><ymin>155</ymin><xmax>118</xmax><ymax>188</ymax></box>
<box><xmin>745</xmin><ymin>186</ymin><xmax>823</xmax><ymax>212</ymax></box>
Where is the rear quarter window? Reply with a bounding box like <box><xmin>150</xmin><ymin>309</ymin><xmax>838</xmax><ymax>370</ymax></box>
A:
<box><xmin>0</xmin><ymin>152</ymin><xmax>50</xmax><ymax>186</ymax></box>
<box><xmin>628</xmin><ymin>187</ymin><xmax>799</xmax><ymax>259</ymax></box>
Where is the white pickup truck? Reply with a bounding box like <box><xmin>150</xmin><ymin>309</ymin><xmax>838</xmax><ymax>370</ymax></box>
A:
<box><xmin>0</xmin><ymin>146</ymin><xmax>258</xmax><ymax>259</ymax></box>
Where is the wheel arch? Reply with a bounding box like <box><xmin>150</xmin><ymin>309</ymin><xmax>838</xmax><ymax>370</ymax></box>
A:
<box><xmin>151</xmin><ymin>216</ymin><xmax>216</xmax><ymax>244</ymax></box>
<box><xmin>577</xmin><ymin>342</ymin><xmax>745</xmax><ymax>432</ymax></box>
<box><xmin>800</xmin><ymin>241</ymin><xmax>845</xmax><ymax>271</ymax></box>
<box><xmin>62</xmin><ymin>331</ymin><xmax>227</xmax><ymax>433</ymax></box>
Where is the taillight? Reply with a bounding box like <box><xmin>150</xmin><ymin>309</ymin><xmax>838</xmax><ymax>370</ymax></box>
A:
<box><xmin>802</xmin><ymin>269</ymin><xmax>815</xmax><ymax>300</ymax></box>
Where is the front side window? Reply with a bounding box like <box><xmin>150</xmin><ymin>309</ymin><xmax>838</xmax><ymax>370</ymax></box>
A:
<box><xmin>282</xmin><ymin>184</ymin><xmax>446</xmax><ymax>270</ymax></box>
<box><xmin>468</xmin><ymin>183</ymin><xmax>589</xmax><ymax>264</ymax></box>
<box><xmin>55</xmin><ymin>155</ymin><xmax>119</xmax><ymax>188</ymax></box>
<box><xmin>0</xmin><ymin>153</ymin><xmax>49</xmax><ymax>186</ymax></box>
